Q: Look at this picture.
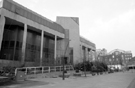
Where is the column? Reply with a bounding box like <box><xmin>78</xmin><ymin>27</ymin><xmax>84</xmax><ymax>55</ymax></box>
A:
<box><xmin>85</xmin><ymin>47</ymin><xmax>88</xmax><ymax>61</ymax></box>
<box><xmin>93</xmin><ymin>50</ymin><xmax>96</xmax><ymax>61</ymax></box>
<box><xmin>40</xmin><ymin>30</ymin><xmax>44</xmax><ymax>66</ymax></box>
<box><xmin>88</xmin><ymin>48</ymin><xmax>91</xmax><ymax>62</ymax></box>
<box><xmin>83</xmin><ymin>46</ymin><xmax>86</xmax><ymax>61</ymax></box>
<box><xmin>54</xmin><ymin>35</ymin><xmax>57</xmax><ymax>65</ymax></box>
<box><xmin>90</xmin><ymin>49</ymin><xmax>93</xmax><ymax>61</ymax></box>
<box><xmin>0</xmin><ymin>15</ymin><xmax>5</xmax><ymax>51</ymax></box>
<box><xmin>87</xmin><ymin>48</ymin><xmax>89</xmax><ymax>61</ymax></box>
<box><xmin>82</xmin><ymin>46</ymin><xmax>84</xmax><ymax>60</ymax></box>
<box><xmin>80</xmin><ymin>45</ymin><xmax>83</xmax><ymax>62</ymax></box>
<box><xmin>21</xmin><ymin>24</ymin><xmax>27</xmax><ymax>66</ymax></box>
<box><xmin>91</xmin><ymin>50</ymin><xmax>94</xmax><ymax>61</ymax></box>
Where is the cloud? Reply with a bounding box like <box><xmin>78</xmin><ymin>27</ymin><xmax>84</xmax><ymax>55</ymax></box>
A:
<box><xmin>13</xmin><ymin>0</ymin><xmax>40</xmax><ymax>11</ymax></box>
<box><xmin>109</xmin><ymin>8</ymin><xmax>135</xmax><ymax>27</ymax></box>
<box><xmin>83</xmin><ymin>8</ymin><xmax>135</xmax><ymax>54</ymax></box>
<box><xmin>92</xmin><ymin>8</ymin><xmax>135</xmax><ymax>34</ymax></box>
<box><xmin>32</xmin><ymin>0</ymin><xmax>40</xmax><ymax>4</ymax></box>
<box><xmin>27</xmin><ymin>0</ymin><xmax>40</xmax><ymax>8</ymax></box>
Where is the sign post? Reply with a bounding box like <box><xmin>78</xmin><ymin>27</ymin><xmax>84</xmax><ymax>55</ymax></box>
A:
<box><xmin>62</xmin><ymin>57</ymin><xmax>65</xmax><ymax>80</ymax></box>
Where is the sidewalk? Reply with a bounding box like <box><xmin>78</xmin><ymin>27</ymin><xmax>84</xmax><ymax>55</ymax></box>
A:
<box><xmin>127</xmin><ymin>77</ymin><xmax>135</xmax><ymax>88</ymax></box>
<box><xmin>1</xmin><ymin>71</ymin><xmax>135</xmax><ymax>88</ymax></box>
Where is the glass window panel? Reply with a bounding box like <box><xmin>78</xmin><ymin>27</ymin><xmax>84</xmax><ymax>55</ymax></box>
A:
<box><xmin>1</xmin><ymin>41</ymin><xmax>5</xmax><ymax>48</ymax></box>
<box><xmin>16</xmin><ymin>41</ymin><xmax>19</xmax><ymax>48</ymax></box>
<box><xmin>19</xmin><ymin>42</ymin><xmax>22</xmax><ymax>48</ymax></box>
<box><xmin>4</xmin><ymin>41</ymin><xmax>9</xmax><ymax>48</ymax></box>
<box><xmin>37</xmin><ymin>46</ymin><xmax>40</xmax><ymax>51</ymax></box>
<box><xmin>10</xmin><ymin>41</ymin><xmax>15</xmax><ymax>48</ymax></box>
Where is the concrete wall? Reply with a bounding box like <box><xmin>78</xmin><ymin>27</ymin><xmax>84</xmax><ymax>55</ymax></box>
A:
<box><xmin>1</xmin><ymin>0</ymin><xmax>65</xmax><ymax>33</ymax></box>
<box><xmin>0</xmin><ymin>0</ymin><xmax>97</xmax><ymax>67</ymax></box>
<box><xmin>80</xmin><ymin>37</ymin><xmax>96</xmax><ymax>50</ymax></box>
<box><xmin>56</xmin><ymin>17</ymin><xmax>81</xmax><ymax>64</ymax></box>
<box><xmin>0</xmin><ymin>7</ymin><xmax>65</xmax><ymax>67</ymax></box>
<box><xmin>80</xmin><ymin>37</ymin><xmax>96</xmax><ymax>62</ymax></box>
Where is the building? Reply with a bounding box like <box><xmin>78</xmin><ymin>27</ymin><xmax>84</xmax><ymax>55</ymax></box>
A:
<box><xmin>80</xmin><ymin>37</ymin><xmax>96</xmax><ymax>62</ymax></box>
<box><xmin>127</xmin><ymin>57</ymin><xmax>135</xmax><ymax>69</ymax></box>
<box><xmin>96</xmin><ymin>48</ymin><xmax>107</xmax><ymax>55</ymax></box>
<box><xmin>0</xmin><ymin>0</ymin><xmax>96</xmax><ymax>67</ymax></box>
<box><xmin>96</xmin><ymin>48</ymin><xmax>107</xmax><ymax>61</ymax></box>
<box><xmin>56</xmin><ymin>17</ymin><xmax>96</xmax><ymax>64</ymax></box>
<box><xmin>108</xmin><ymin>49</ymin><xmax>132</xmax><ymax>65</ymax></box>
<box><xmin>99</xmin><ymin>49</ymin><xmax>132</xmax><ymax>69</ymax></box>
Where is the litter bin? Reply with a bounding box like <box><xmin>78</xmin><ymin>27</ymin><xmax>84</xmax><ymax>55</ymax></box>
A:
<box><xmin>15</xmin><ymin>71</ymin><xmax>26</xmax><ymax>81</ymax></box>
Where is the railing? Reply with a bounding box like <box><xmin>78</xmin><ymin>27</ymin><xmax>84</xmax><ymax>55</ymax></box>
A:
<box><xmin>15</xmin><ymin>65</ymin><xmax>74</xmax><ymax>76</ymax></box>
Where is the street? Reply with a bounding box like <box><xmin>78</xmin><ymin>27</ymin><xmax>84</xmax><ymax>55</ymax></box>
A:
<box><xmin>1</xmin><ymin>71</ymin><xmax>135</xmax><ymax>88</ymax></box>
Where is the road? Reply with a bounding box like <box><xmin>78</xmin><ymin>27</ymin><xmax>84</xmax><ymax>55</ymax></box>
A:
<box><xmin>1</xmin><ymin>71</ymin><xmax>135</xmax><ymax>88</ymax></box>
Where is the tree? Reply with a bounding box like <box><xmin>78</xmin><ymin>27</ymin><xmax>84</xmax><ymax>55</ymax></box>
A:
<box><xmin>74</xmin><ymin>61</ymin><xmax>108</xmax><ymax>72</ymax></box>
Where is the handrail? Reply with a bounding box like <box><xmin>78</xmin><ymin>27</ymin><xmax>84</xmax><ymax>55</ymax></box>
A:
<box><xmin>15</xmin><ymin>65</ymin><xmax>74</xmax><ymax>76</ymax></box>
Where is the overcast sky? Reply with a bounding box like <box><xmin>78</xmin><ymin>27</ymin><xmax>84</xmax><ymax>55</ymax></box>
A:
<box><xmin>13</xmin><ymin>0</ymin><xmax>135</xmax><ymax>56</ymax></box>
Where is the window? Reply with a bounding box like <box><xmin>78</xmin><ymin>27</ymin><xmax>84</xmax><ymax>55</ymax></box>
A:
<box><xmin>4</xmin><ymin>41</ymin><xmax>9</xmax><ymax>48</ymax></box>
<box><xmin>45</xmin><ymin>53</ymin><xmax>49</xmax><ymax>58</ymax></box>
<box><xmin>35</xmin><ymin>46</ymin><xmax>37</xmax><ymax>51</ymax></box>
<box><xmin>1</xmin><ymin>41</ymin><xmax>5</xmax><ymax>48</ymax></box>
<box><xmin>112</xmin><ymin>55</ymin><xmax>114</xmax><ymax>58</ymax></box>
<box><xmin>37</xmin><ymin>46</ymin><xmax>40</xmax><ymax>51</ymax></box>
<box><xmin>109</xmin><ymin>58</ymin><xmax>111</xmax><ymax>62</ymax></box>
<box><xmin>33</xmin><ymin>45</ymin><xmax>36</xmax><ymax>51</ymax></box>
<box><xmin>10</xmin><ymin>41</ymin><xmax>15</xmax><ymax>48</ymax></box>
<box><xmin>115</xmin><ymin>52</ymin><xmax>119</xmax><ymax>55</ymax></box>
<box><xmin>31</xmin><ymin>45</ymin><xmax>34</xmax><ymax>51</ymax></box>
<box><xmin>19</xmin><ymin>42</ymin><xmax>22</xmax><ymax>48</ymax></box>
<box><xmin>16</xmin><ymin>41</ymin><xmax>19</xmax><ymax>48</ymax></box>
<box><xmin>43</xmin><ymin>48</ymin><xmax>46</xmax><ymax>52</ymax></box>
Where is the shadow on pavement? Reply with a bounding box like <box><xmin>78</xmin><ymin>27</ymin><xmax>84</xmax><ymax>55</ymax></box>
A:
<box><xmin>127</xmin><ymin>78</ymin><xmax>135</xmax><ymax>88</ymax></box>
<box><xmin>0</xmin><ymin>80</ymin><xmax>50</xmax><ymax>88</ymax></box>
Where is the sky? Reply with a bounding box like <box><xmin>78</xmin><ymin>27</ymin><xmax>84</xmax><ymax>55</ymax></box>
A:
<box><xmin>13</xmin><ymin>0</ymin><xmax>135</xmax><ymax>56</ymax></box>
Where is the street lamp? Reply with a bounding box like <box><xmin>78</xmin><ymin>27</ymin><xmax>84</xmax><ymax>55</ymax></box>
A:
<box><xmin>82</xmin><ymin>46</ymin><xmax>87</xmax><ymax>77</ymax></box>
<box><xmin>62</xmin><ymin>38</ymin><xmax>70</xmax><ymax>80</ymax></box>
<box><xmin>84</xmin><ymin>56</ymin><xmax>86</xmax><ymax>77</ymax></box>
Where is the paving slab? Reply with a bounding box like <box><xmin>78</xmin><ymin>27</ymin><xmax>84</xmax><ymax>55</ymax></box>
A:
<box><xmin>1</xmin><ymin>71</ymin><xmax>135</xmax><ymax>88</ymax></box>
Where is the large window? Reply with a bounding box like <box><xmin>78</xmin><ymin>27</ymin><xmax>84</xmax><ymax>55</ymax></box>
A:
<box><xmin>42</xmin><ymin>36</ymin><xmax>54</xmax><ymax>66</ymax></box>
<box><xmin>0</xmin><ymin>25</ymin><xmax>23</xmax><ymax>61</ymax></box>
<box><xmin>25</xmin><ymin>29</ymin><xmax>41</xmax><ymax>63</ymax></box>
<box><xmin>55</xmin><ymin>40</ymin><xmax>65</xmax><ymax>66</ymax></box>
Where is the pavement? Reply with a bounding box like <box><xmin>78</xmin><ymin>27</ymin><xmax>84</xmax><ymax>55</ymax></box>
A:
<box><xmin>127</xmin><ymin>77</ymin><xmax>135</xmax><ymax>88</ymax></box>
<box><xmin>127</xmin><ymin>70</ymin><xmax>135</xmax><ymax>88</ymax></box>
<box><xmin>1</xmin><ymin>71</ymin><xmax>135</xmax><ymax>88</ymax></box>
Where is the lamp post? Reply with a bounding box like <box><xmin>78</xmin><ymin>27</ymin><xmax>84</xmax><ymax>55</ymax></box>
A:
<box><xmin>82</xmin><ymin>46</ymin><xmax>86</xmax><ymax>77</ymax></box>
<box><xmin>62</xmin><ymin>38</ymin><xmax>70</xmax><ymax>80</ymax></box>
<box><xmin>84</xmin><ymin>57</ymin><xmax>86</xmax><ymax>77</ymax></box>
<box><xmin>62</xmin><ymin>57</ymin><xmax>65</xmax><ymax>80</ymax></box>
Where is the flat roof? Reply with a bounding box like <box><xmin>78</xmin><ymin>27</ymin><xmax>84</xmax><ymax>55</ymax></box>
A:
<box><xmin>109</xmin><ymin>49</ymin><xmax>132</xmax><ymax>54</ymax></box>
<box><xmin>80</xmin><ymin>37</ymin><xmax>96</xmax><ymax>49</ymax></box>
<box><xmin>0</xmin><ymin>0</ymin><xmax>65</xmax><ymax>34</ymax></box>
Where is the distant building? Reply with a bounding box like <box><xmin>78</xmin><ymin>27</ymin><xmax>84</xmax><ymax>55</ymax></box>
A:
<box><xmin>80</xmin><ymin>37</ymin><xmax>96</xmax><ymax>62</ymax></box>
<box><xmin>99</xmin><ymin>49</ymin><xmax>132</xmax><ymax>69</ymax></box>
<box><xmin>96</xmin><ymin>48</ymin><xmax>107</xmax><ymax>61</ymax></box>
<box><xmin>127</xmin><ymin>57</ymin><xmax>135</xmax><ymax>69</ymax></box>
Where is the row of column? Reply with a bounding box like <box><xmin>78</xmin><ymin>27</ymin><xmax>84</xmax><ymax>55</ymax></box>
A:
<box><xmin>81</xmin><ymin>45</ymin><xmax>96</xmax><ymax>62</ymax></box>
<box><xmin>0</xmin><ymin>16</ymin><xmax>57</xmax><ymax>66</ymax></box>
<box><xmin>0</xmin><ymin>16</ymin><xmax>5</xmax><ymax>51</ymax></box>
